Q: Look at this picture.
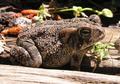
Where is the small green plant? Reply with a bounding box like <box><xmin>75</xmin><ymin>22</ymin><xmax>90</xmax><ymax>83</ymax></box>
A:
<box><xmin>57</xmin><ymin>6</ymin><xmax>113</xmax><ymax>18</ymax></box>
<box><xmin>91</xmin><ymin>42</ymin><xmax>114</xmax><ymax>61</ymax></box>
<box><xmin>90</xmin><ymin>42</ymin><xmax>114</xmax><ymax>72</ymax></box>
<box><xmin>34</xmin><ymin>4</ymin><xmax>51</xmax><ymax>22</ymax></box>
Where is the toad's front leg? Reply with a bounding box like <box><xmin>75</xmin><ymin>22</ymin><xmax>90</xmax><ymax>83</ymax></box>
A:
<box><xmin>70</xmin><ymin>49</ymin><xmax>89</xmax><ymax>71</ymax></box>
<box><xmin>10</xmin><ymin>39</ymin><xmax>42</xmax><ymax>67</ymax></box>
<box><xmin>70</xmin><ymin>54</ymin><xmax>82</xmax><ymax>70</ymax></box>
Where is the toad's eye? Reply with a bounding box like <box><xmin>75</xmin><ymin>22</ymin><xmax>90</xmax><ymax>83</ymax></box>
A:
<box><xmin>80</xmin><ymin>29</ymin><xmax>91</xmax><ymax>36</ymax></box>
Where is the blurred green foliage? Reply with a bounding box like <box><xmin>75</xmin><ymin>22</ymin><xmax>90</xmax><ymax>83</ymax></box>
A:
<box><xmin>56</xmin><ymin>6</ymin><xmax>113</xmax><ymax>18</ymax></box>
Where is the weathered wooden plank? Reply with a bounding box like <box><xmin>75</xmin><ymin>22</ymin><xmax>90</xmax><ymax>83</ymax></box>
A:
<box><xmin>89</xmin><ymin>49</ymin><xmax>120</xmax><ymax>68</ymax></box>
<box><xmin>101</xmin><ymin>27</ymin><xmax>120</xmax><ymax>43</ymax></box>
<box><xmin>0</xmin><ymin>64</ymin><xmax>120</xmax><ymax>84</ymax></box>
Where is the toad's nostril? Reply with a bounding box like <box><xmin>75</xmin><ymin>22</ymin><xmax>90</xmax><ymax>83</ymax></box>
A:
<box><xmin>99</xmin><ymin>29</ymin><xmax>105</xmax><ymax>38</ymax></box>
<box><xmin>95</xmin><ymin>28</ymin><xmax>105</xmax><ymax>41</ymax></box>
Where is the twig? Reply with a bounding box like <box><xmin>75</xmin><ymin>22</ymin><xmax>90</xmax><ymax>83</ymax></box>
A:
<box><xmin>0</xmin><ymin>38</ymin><xmax>17</xmax><ymax>42</ymax></box>
<box><xmin>0</xmin><ymin>34</ymin><xmax>17</xmax><ymax>42</ymax></box>
<box><xmin>0</xmin><ymin>6</ymin><xmax>15</xmax><ymax>11</ymax></box>
<box><xmin>3</xmin><ymin>46</ymin><xmax>11</xmax><ymax>53</ymax></box>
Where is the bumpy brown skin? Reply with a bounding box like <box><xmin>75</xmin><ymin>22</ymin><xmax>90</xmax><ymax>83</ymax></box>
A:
<box><xmin>10</xmin><ymin>18</ymin><xmax>104</xmax><ymax>70</ymax></box>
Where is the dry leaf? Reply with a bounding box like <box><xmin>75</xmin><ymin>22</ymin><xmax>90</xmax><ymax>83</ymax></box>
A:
<box><xmin>1</xmin><ymin>25</ymin><xmax>22</xmax><ymax>35</ymax></box>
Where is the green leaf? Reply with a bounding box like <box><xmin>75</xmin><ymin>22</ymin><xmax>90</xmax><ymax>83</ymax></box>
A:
<box><xmin>73</xmin><ymin>6</ymin><xmax>82</xmax><ymax>12</ymax></box>
<box><xmin>101</xmin><ymin>8</ymin><xmax>113</xmax><ymax>18</ymax></box>
<box><xmin>91</xmin><ymin>42</ymin><xmax>114</xmax><ymax>61</ymax></box>
<box><xmin>38</xmin><ymin>4</ymin><xmax>51</xmax><ymax>18</ymax></box>
<box><xmin>72</xmin><ymin>6</ymin><xmax>82</xmax><ymax>17</ymax></box>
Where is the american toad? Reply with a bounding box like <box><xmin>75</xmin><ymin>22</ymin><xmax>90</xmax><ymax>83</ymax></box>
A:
<box><xmin>10</xmin><ymin>17</ymin><xmax>104</xmax><ymax>70</ymax></box>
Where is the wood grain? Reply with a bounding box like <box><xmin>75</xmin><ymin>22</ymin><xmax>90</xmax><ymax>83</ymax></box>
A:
<box><xmin>0</xmin><ymin>64</ymin><xmax>120</xmax><ymax>84</ymax></box>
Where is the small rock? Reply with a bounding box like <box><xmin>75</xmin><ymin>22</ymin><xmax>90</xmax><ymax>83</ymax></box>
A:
<box><xmin>12</xmin><ymin>17</ymin><xmax>32</xmax><ymax>27</ymax></box>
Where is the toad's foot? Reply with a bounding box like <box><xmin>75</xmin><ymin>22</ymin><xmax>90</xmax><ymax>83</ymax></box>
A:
<box><xmin>10</xmin><ymin>39</ymin><xmax>42</xmax><ymax>67</ymax></box>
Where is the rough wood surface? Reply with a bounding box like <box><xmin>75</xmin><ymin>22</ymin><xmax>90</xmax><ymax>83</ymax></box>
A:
<box><xmin>89</xmin><ymin>49</ymin><xmax>120</xmax><ymax>68</ymax></box>
<box><xmin>101</xmin><ymin>27</ymin><xmax>120</xmax><ymax>43</ymax></box>
<box><xmin>0</xmin><ymin>64</ymin><xmax>120</xmax><ymax>84</ymax></box>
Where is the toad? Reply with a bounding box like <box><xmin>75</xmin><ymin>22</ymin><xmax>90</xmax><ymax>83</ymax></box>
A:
<box><xmin>10</xmin><ymin>17</ymin><xmax>105</xmax><ymax>70</ymax></box>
